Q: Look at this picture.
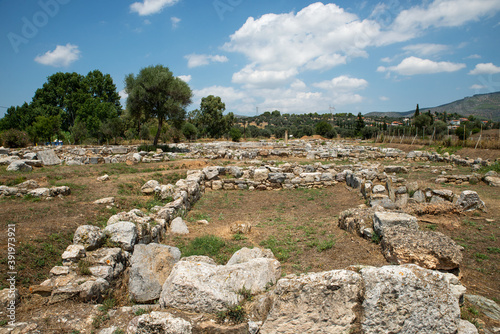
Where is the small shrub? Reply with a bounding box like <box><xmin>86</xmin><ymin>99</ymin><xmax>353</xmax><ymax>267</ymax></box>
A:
<box><xmin>217</xmin><ymin>305</ymin><xmax>246</xmax><ymax>324</ymax></box>
<box><xmin>134</xmin><ymin>308</ymin><xmax>149</xmax><ymax>316</ymax></box>
<box><xmin>317</xmin><ymin>239</ymin><xmax>335</xmax><ymax>252</ymax></box>
<box><xmin>179</xmin><ymin>235</ymin><xmax>226</xmax><ymax>258</ymax></box>
<box><xmin>487</xmin><ymin>247</ymin><xmax>500</xmax><ymax>254</ymax></box>
<box><xmin>78</xmin><ymin>260</ymin><xmax>92</xmax><ymax>276</ymax></box>
<box><xmin>230</xmin><ymin>127</ymin><xmax>242</xmax><ymax>142</ymax></box>
<box><xmin>371</xmin><ymin>232</ymin><xmax>380</xmax><ymax>244</ymax></box>
<box><xmin>425</xmin><ymin>224</ymin><xmax>437</xmax><ymax>231</ymax></box>
<box><xmin>238</xmin><ymin>287</ymin><xmax>253</xmax><ymax>301</ymax></box>
<box><xmin>1</xmin><ymin>129</ymin><xmax>30</xmax><ymax>148</ymax></box>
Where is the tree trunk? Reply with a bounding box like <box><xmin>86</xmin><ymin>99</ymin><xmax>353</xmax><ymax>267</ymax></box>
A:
<box><xmin>153</xmin><ymin>117</ymin><xmax>163</xmax><ymax>146</ymax></box>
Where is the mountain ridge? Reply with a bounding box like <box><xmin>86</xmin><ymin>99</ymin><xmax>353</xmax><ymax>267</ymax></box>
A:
<box><xmin>365</xmin><ymin>92</ymin><xmax>500</xmax><ymax>121</ymax></box>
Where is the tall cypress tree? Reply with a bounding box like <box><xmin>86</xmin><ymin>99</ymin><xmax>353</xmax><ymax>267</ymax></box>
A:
<box><xmin>415</xmin><ymin>104</ymin><xmax>420</xmax><ymax>117</ymax></box>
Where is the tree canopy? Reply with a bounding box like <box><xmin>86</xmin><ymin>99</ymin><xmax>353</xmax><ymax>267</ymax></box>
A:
<box><xmin>125</xmin><ymin>65</ymin><xmax>192</xmax><ymax>145</ymax></box>
<box><xmin>190</xmin><ymin>95</ymin><xmax>235</xmax><ymax>139</ymax></box>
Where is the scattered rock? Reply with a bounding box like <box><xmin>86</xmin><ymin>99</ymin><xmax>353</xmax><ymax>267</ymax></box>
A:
<box><xmin>465</xmin><ymin>294</ymin><xmax>500</xmax><ymax>322</ymax></box>
<box><xmin>458</xmin><ymin>320</ymin><xmax>479</xmax><ymax>334</ymax></box>
<box><xmin>170</xmin><ymin>217</ymin><xmax>189</xmax><ymax>234</ymax></box>
<box><xmin>127</xmin><ymin>311</ymin><xmax>192</xmax><ymax>334</ymax></box>
<box><xmin>361</xmin><ymin>264</ymin><xmax>461</xmax><ymax>334</ymax></box>
<box><xmin>6</xmin><ymin>160</ymin><xmax>32</xmax><ymax>172</ymax></box>
<box><xmin>37</xmin><ymin>149</ymin><xmax>62</xmax><ymax>166</ymax></box>
<box><xmin>73</xmin><ymin>225</ymin><xmax>106</xmax><ymax>251</ymax></box>
<box><xmin>94</xmin><ymin>197</ymin><xmax>115</xmax><ymax>205</ymax></box>
<box><xmin>129</xmin><ymin>243</ymin><xmax>181</xmax><ymax>304</ymax></box>
<box><xmin>484</xmin><ymin>175</ymin><xmax>500</xmax><ymax>187</ymax></box>
<box><xmin>141</xmin><ymin>180</ymin><xmax>161</xmax><ymax>195</ymax></box>
<box><xmin>373</xmin><ymin>211</ymin><xmax>418</xmax><ymax>237</ymax></box>
<box><xmin>456</xmin><ymin>190</ymin><xmax>486</xmax><ymax>212</ymax></box>
<box><xmin>261</xmin><ymin>270</ymin><xmax>363</xmax><ymax>333</ymax></box>
<box><xmin>230</xmin><ymin>221</ymin><xmax>252</xmax><ymax>234</ymax></box>
<box><xmin>104</xmin><ymin>222</ymin><xmax>138</xmax><ymax>251</ymax></box>
<box><xmin>381</xmin><ymin>226</ymin><xmax>463</xmax><ymax>270</ymax></box>
<box><xmin>61</xmin><ymin>245</ymin><xmax>86</xmax><ymax>264</ymax></box>
<box><xmin>226</xmin><ymin>247</ymin><xmax>275</xmax><ymax>266</ymax></box>
<box><xmin>97</xmin><ymin>174</ymin><xmax>110</xmax><ymax>182</ymax></box>
<box><xmin>160</xmin><ymin>257</ymin><xmax>281</xmax><ymax>313</ymax></box>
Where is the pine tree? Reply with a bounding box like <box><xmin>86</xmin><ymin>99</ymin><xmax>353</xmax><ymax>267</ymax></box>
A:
<box><xmin>414</xmin><ymin>104</ymin><xmax>420</xmax><ymax>117</ymax></box>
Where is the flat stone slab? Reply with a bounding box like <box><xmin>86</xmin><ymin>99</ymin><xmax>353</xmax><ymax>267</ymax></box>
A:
<box><xmin>36</xmin><ymin>150</ymin><xmax>61</xmax><ymax>166</ymax></box>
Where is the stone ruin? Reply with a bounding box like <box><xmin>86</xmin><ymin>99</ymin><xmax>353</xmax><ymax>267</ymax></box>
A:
<box><xmin>1</xmin><ymin>140</ymin><xmax>498</xmax><ymax>333</ymax></box>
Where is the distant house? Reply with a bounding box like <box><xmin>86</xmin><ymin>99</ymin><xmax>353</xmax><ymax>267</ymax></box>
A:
<box><xmin>391</xmin><ymin>121</ymin><xmax>403</xmax><ymax>126</ymax></box>
<box><xmin>459</xmin><ymin>118</ymin><xmax>469</xmax><ymax>123</ymax></box>
<box><xmin>449</xmin><ymin>120</ymin><xmax>460</xmax><ymax>126</ymax></box>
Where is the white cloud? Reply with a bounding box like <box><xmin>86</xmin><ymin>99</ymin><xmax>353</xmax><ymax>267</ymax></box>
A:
<box><xmin>130</xmin><ymin>0</ymin><xmax>179</xmax><ymax>16</ymax></box>
<box><xmin>469</xmin><ymin>63</ymin><xmax>500</xmax><ymax>75</ymax></box>
<box><xmin>466</xmin><ymin>54</ymin><xmax>482</xmax><ymax>59</ymax></box>
<box><xmin>171</xmin><ymin>17</ymin><xmax>181</xmax><ymax>29</ymax></box>
<box><xmin>119</xmin><ymin>90</ymin><xmax>129</xmax><ymax>100</ymax></box>
<box><xmin>185</xmin><ymin>54</ymin><xmax>229</xmax><ymax>68</ymax></box>
<box><xmin>232</xmin><ymin>65</ymin><xmax>298</xmax><ymax>89</ymax></box>
<box><xmin>34</xmin><ymin>44</ymin><xmax>80</xmax><ymax>67</ymax></box>
<box><xmin>470</xmin><ymin>84</ymin><xmax>486</xmax><ymax>90</ymax></box>
<box><xmin>313</xmin><ymin>76</ymin><xmax>368</xmax><ymax>91</ymax></box>
<box><xmin>378</xmin><ymin>56</ymin><xmax>466</xmax><ymax>75</ymax></box>
<box><xmin>402</xmin><ymin>43</ymin><xmax>449</xmax><ymax>57</ymax></box>
<box><xmin>224</xmin><ymin>3</ymin><xmax>380</xmax><ymax>76</ymax></box>
<box><xmin>177</xmin><ymin>75</ymin><xmax>191</xmax><ymax>83</ymax></box>
<box><xmin>379</xmin><ymin>96</ymin><xmax>390</xmax><ymax>101</ymax></box>
<box><xmin>144</xmin><ymin>19</ymin><xmax>151</xmax><ymax>25</ymax></box>
<box><xmin>382</xmin><ymin>0</ymin><xmax>500</xmax><ymax>44</ymax></box>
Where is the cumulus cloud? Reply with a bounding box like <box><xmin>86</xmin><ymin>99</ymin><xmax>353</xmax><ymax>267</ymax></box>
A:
<box><xmin>185</xmin><ymin>54</ymin><xmax>228</xmax><ymax>68</ymax></box>
<box><xmin>130</xmin><ymin>0</ymin><xmax>180</xmax><ymax>16</ymax></box>
<box><xmin>377</xmin><ymin>56</ymin><xmax>466</xmax><ymax>75</ymax></box>
<box><xmin>469</xmin><ymin>63</ymin><xmax>500</xmax><ymax>75</ymax></box>
<box><xmin>232</xmin><ymin>65</ymin><xmax>298</xmax><ymax>88</ymax></box>
<box><xmin>224</xmin><ymin>3</ymin><xmax>380</xmax><ymax>73</ymax></box>
<box><xmin>402</xmin><ymin>43</ymin><xmax>450</xmax><ymax>57</ymax></box>
<box><xmin>171</xmin><ymin>17</ymin><xmax>181</xmax><ymax>29</ymax></box>
<box><xmin>177</xmin><ymin>75</ymin><xmax>192</xmax><ymax>83</ymax></box>
<box><xmin>382</xmin><ymin>0</ymin><xmax>500</xmax><ymax>44</ymax></box>
<box><xmin>119</xmin><ymin>90</ymin><xmax>129</xmax><ymax>101</ymax></box>
<box><xmin>313</xmin><ymin>76</ymin><xmax>368</xmax><ymax>91</ymax></box>
<box><xmin>34</xmin><ymin>44</ymin><xmax>80</xmax><ymax>67</ymax></box>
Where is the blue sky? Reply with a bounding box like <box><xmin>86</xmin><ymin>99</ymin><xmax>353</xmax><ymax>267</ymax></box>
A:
<box><xmin>1</xmin><ymin>0</ymin><xmax>500</xmax><ymax>118</ymax></box>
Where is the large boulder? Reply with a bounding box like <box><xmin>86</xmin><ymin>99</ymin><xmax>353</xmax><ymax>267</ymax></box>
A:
<box><xmin>253</xmin><ymin>168</ymin><xmax>269</xmax><ymax>182</ymax></box>
<box><xmin>160</xmin><ymin>257</ymin><xmax>281</xmax><ymax>313</ymax></box>
<box><xmin>37</xmin><ymin>149</ymin><xmax>61</xmax><ymax>166</ymax></box>
<box><xmin>226</xmin><ymin>247</ymin><xmax>275</xmax><ymax>266</ymax></box>
<box><xmin>260</xmin><ymin>270</ymin><xmax>363</xmax><ymax>334</ymax></box>
<box><xmin>129</xmin><ymin>244</ymin><xmax>181</xmax><ymax>304</ymax></box>
<box><xmin>73</xmin><ymin>225</ymin><xmax>105</xmax><ymax>251</ymax></box>
<box><xmin>381</xmin><ymin>226</ymin><xmax>463</xmax><ymax>270</ymax></box>
<box><xmin>104</xmin><ymin>222</ymin><xmax>137</xmax><ymax>251</ymax></box>
<box><xmin>141</xmin><ymin>180</ymin><xmax>161</xmax><ymax>195</ymax></box>
<box><xmin>484</xmin><ymin>175</ymin><xmax>500</xmax><ymax>187</ymax></box>
<box><xmin>6</xmin><ymin>161</ymin><xmax>32</xmax><ymax>172</ymax></box>
<box><xmin>373</xmin><ymin>211</ymin><xmax>418</xmax><ymax>237</ymax></box>
<box><xmin>456</xmin><ymin>190</ymin><xmax>486</xmax><ymax>212</ymax></box>
<box><xmin>170</xmin><ymin>217</ymin><xmax>189</xmax><ymax>234</ymax></box>
<box><xmin>361</xmin><ymin>264</ymin><xmax>461</xmax><ymax>334</ymax></box>
<box><xmin>127</xmin><ymin>311</ymin><xmax>192</xmax><ymax>334</ymax></box>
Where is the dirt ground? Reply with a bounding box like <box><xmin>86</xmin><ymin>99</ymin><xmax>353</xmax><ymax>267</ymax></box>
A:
<box><xmin>0</xmin><ymin>142</ymin><xmax>499</xmax><ymax>332</ymax></box>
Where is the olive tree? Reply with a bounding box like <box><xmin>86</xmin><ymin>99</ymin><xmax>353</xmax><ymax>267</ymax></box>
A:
<box><xmin>125</xmin><ymin>65</ymin><xmax>192</xmax><ymax>145</ymax></box>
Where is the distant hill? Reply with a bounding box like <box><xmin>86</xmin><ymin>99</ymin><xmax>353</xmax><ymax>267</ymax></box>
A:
<box><xmin>366</xmin><ymin>92</ymin><xmax>500</xmax><ymax>121</ymax></box>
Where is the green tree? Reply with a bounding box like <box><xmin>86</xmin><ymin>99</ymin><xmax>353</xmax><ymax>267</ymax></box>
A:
<box><xmin>195</xmin><ymin>95</ymin><xmax>233</xmax><ymax>139</ymax></box>
<box><xmin>125</xmin><ymin>65</ymin><xmax>192</xmax><ymax>145</ymax></box>
<box><xmin>455</xmin><ymin>125</ymin><xmax>469</xmax><ymax>140</ymax></box>
<box><xmin>414</xmin><ymin>104</ymin><xmax>420</xmax><ymax>117</ymax></box>
<box><xmin>182</xmin><ymin>122</ymin><xmax>198</xmax><ymax>141</ymax></box>
<box><xmin>229</xmin><ymin>127</ymin><xmax>242</xmax><ymax>142</ymax></box>
<box><xmin>414</xmin><ymin>113</ymin><xmax>432</xmax><ymax>129</ymax></box>
<box><xmin>315</xmin><ymin>121</ymin><xmax>333</xmax><ymax>137</ymax></box>
<box><xmin>30</xmin><ymin>114</ymin><xmax>62</xmax><ymax>143</ymax></box>
<box><xmin>355</xmin><ymin>113</ymin><xmax>365</xmax><ymax>133</ymax></box>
